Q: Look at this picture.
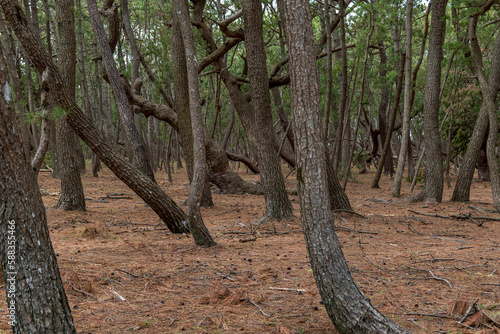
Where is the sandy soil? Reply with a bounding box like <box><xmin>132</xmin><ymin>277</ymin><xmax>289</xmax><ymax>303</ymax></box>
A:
<box><xmin>0</xmin><ymin>165</ymin><xmax>498</xmax><ymax>333</ymax></box>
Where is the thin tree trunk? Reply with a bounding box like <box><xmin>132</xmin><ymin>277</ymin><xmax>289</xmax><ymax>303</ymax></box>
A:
<box><xmin>175</xmin><ymin>0</ymin><xmax>216</xmax><ymax>247</ymax></box>
<box><xmin>343</xmin><ymin>1</ymin><xmax>374</xmax><ymax>189</ymax></box>
<box><xmin>371</xmin><ymin>53</ymin><xmax>405</xmax><ymax>189</ymax></box>
<box><xmin>334</xmin><ymin>0</ymin><xmax>348</xmax><ymax>172</ymax></box>
<box><xmin>392</xmin><ymin>0</ymin><xmax>413</xmax><ymax>198</ymax></box>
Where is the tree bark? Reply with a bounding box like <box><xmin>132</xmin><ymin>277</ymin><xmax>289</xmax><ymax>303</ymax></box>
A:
<box><xmin>172</xmin><ymin>8</ymin><xmax>213</xmax><ymax>207</ymax></box>
<box><xmin>377</xmin><ymin>41</ymin><xmax>393</xmax><ymax>176</ymax></box>
<box><xmin>175</xmin><ymin>0</ymin><xmax>216</xmax><ymax>247</ymax></box>
<box><xmin>54</xmin><ymin>0</ymin><xmax>86</xmax><ymax>211</ymax></box>
<box><xmin>392</xmin><ymin>0</ymin><xmax>413</xmax><ymax>198</ymax></box>
<box><xmin>421</xmin><ymin>0</ymin><xmax>447</xmax><ymax>202</ymax></box>
<box><xmin>0</xmin><ymin>46</ymin><xmax>76</xmax><ymax>333</ymax></box>
<box><xmin>468</xmin><ymin>12</ymin><xmax>500</xmax><ymax>212</ymax></box>
<box><xmin>452</xmin><ymin>3</ymin><xmax>500</xmax><ymax>203</ymax></box>
<box><xmin>0</xmin><ymin>0</ymin><xmax>189</xmax><ymax>234</ymax></box>
<box><xmin>280</xmin><ymin>1</ymin><xmax>409</xmax><ymax>332</ymax></box>
<box><xmin>242</xmin><ymin>0</ymin><xmax>293</xmax><ymax>221</ymax></box>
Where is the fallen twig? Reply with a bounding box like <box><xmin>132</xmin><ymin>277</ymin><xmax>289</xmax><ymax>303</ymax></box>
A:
<box><xmin>408</xmin><ymin>209</ymin><xmax>448</xmax><ymax>219</ymax></box>
<box><xmin>269</xmin><ymin>287</ymin><xmax>306</xmax><ymax>293</ymax></box>
<box><xmin>405</xmin><ymin>312</ymin><xmax>452</xmax><ymax>319</ymax></box>
<box><xmin>105</xmin><ymin>215</ymin><xmax>116</xmax><ymax>229</ymax></box>
<box><xmin>116</xmin><ymin>268</ymin><xmax>140</xmax><ymax>278</ymax></box>
<box><xmin>247</xmin><ymin>298</ymin><xmax>270</xmax><ymax>317</ymax></box>
<box><xmin>216</xmin><ymin>272</ymin><xmax>235</xmax><ymax>281</ymax></box>
<box><xmin>68</xmin><ymin>279</ymin><xmax>98</xmax><ymax>300</ymax></box>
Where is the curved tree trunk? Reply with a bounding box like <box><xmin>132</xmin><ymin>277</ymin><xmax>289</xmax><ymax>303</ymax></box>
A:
<box><xmin>452</xmin><ymin>4</ymin><xmax>500</xmax><ymax>203</ymax></box>
<box><xmin>280</xmin><ymin>1</ymin><xmax>409</xmax><ymax>332</ymax></box>
<box><xmin>0</xmin><ymin>48</ymin><xmax>76</xmax><ymax>333</ymax></box>
<box><xmin>242</xmin><ymin>0</ymin><xmax>294</xmax><ymax>221</ymax></box>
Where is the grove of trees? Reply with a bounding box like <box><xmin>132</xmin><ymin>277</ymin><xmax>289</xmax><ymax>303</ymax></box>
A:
<box><xmin>0</xmin><ymin>0</ymin><xmax>499</xmax><ymax>332</ymax></box>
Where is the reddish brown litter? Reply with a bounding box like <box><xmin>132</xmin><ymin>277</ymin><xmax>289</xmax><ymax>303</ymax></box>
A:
<box><xmin>0</xmin><ymin>167</ymin><xmax>498</xmax><ymax>333</ymax></box>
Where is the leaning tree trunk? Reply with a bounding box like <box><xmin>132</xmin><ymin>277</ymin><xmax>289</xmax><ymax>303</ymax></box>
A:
<box><xmin>86</xmin><ymin>0</ymin><xmax>156</xmax><ymax>182</ymax></box>
<box><xmin>420</xmin><ymin>0</ymin><xmax>447</xmax><ymax>202</ymax></box>
<box><xmin>280</xmin><ymin>0</ymin><xmax>410</xmax><ymax>332</ymax></box>
<box><xmin>242</xmin><ymin>0</ymin><xmax>294</xmax><ymax>221</ymax></box>
<box><xmin>0</xmin><ymin>0</ymin><xmax>188</xmax><ymax>234</ymax></box>
<box><xmin>53</xmin><ymin>0</ymin><xmax>86</xmax><ymax>211</ymax></box>
<box><xmin>0</xmin><ymin>46</ymin><xmax>77</xmax><ymax>334</ymax></box>
<box><xmin>175</xmin><ymin>0</ymin><xmax>216</xmax><ymax>247</ymax></box>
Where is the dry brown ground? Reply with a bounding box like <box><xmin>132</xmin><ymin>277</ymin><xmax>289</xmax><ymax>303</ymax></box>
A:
<box><xmin>0</xmin><ymin>165</ymin><xmax>499</xmax><ymax>334</ymax></box>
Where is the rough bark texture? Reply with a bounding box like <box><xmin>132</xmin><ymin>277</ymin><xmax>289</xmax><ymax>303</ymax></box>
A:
<box><xmin>0</xmin><ymin>0</ymin><xmax>188</xmax><ymax>233</ymax></box>
<box><xmin>54</xmin><ymin>0</ymin><xmax>86</xmax><ymax>211</ymax></box>
<box><xmin>172</xmin><ymin>10</ymin><xmax>213</xmax><ymax>207</ymax></box>
<box><xmin>242</xmin><ymin>0</ymin><xmax>293</xmax><ymax>221</ymax></box>
<box><xmin>377</xmin><ymin>41</ymin><xmax>393</xmax><ymax>176</ymax></box>
<box><xmin>175</xmin><ymin>0</ymin><xmax>216</xmax><ymax>247</ymax></box>
<box><xmin>0</xmin><ymin>49</ymin><xmax>77</xmax><ymax>333</ymax></box>
<box><xmin>87</xmin><ymin>0</ymin><xmax>156</xmax><ymax>182</ymax></box>
<box><xmin>392</xmin><ymin>0</ymin><xmax>413</xmax><ymax>198</ymax></box>
<box><xmin>452</xmin><ymin>5</ymin><xmax>500</xmax><ymax>202</ymax></box>
<box><xmin>422</xmin><ymin>0</ymin><xmax>447</xmax><ymax>202</ymax></box>
<box><xmin>280</xmin><ymin>0</ymin><xmax>409</xmax><ymax>332</ymax></box>
<box><xmin>469</xmin><ymin>14</ymin><xmax>500</xmax><ymax>212</ymax></box>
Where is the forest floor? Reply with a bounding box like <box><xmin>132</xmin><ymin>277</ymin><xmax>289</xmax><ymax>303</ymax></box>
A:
<box><xmin>0</xmin><ymin>165</ymin><xmax>499</xmax><ymax>334</ymax></box>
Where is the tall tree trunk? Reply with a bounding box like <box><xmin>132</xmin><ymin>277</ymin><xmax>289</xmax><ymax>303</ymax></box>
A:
<box><xmin>0</xmin><ymin>46</ymin><xmax>77</xmax><ymax>333</ymax></box>
<box><xmin>175</xmin><ymin>0</ymin><xmax>216</xmax><ymax>247</ymax></box>
<box><xmin>280</xmin><ymin>1</ymin><xmax>409</xmax><ymax>332</ymax></box>
<box><xmin>54</xmin><ymin>0</ymin><xmax>86</xmax><ymax>211</ymax></box>
<box><xmin>377</xmin><ymin>41</ymin><xmax>393</xmax><ymax>176</ymax></box>
<box><xmin>421</xmin><ymin>0</ymin><xmax>447</xmax><ymax>202</ymax></box>
<box><xmin>334</xmin><ymin>0</ymin><xmax>348</xmax><ymax>172</ymax></box>
<box><xmin>392</xmin><ymin>0</ymin><xmax>413</xmax><ymax>198</ymax></box>
<box><xmin>452</xmin><ymin>3</ymin><xmax>500</xmax><ymax>203</ymax></box>
<box><xmin>0</xmin><ymin>0</ymin><xmax>189</xmax><ymax>234</ymax></box>
<box><xmin>469</xmin><ymin>11</ymin><xmax>500</xmax><ymax>212</ymax></box>
<box><xmin>172</xmin><ymin>8</ymin><xmax>213</xmax><ymax>207</ymax></box>
<box><xmin>242</xmin><ymin>0</ymin><xmax>293</xmax><ymax>221</ymax></box>
<box><xmin>86</xmin><ymin>0</ymin><xmax>156</xmax><ymax>182</ymax></box>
